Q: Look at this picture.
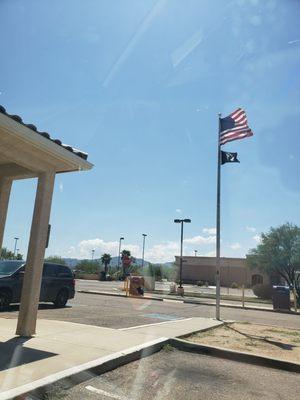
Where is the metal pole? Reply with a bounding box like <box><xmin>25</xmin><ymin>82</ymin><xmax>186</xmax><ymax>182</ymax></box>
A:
<box><xmin>179</xmin><ymin>221</ymin><xmax>184</xmax><ymax>288</ymax></box>
<box><xmin>242</xmin><ymin>284</ymin><xmax>245</xmax><ymax>308</ymax></box>
<box><xmin>117</xmin><ymin>237</ymin><xmax>123</xmax><ymax>271</ymax></box>
<box><xmin>13</xmin><ymin>237</ymin><xmax>19</xmax><ymax>256</ymax></box>
<box><xmin>194</xmin><ymin>250</ymin><xmax>197</xmax><ymax>257</ymax></box>
<box><xmin>216</xmin><ymin>113</ymin><xmax>222</xmax><ymax>320</ymax></box>
<box><xmin>141</xmin><ymin>234</ymin><xmax>147</xmax><ymax>268</ymax></box>
<box><xmin>293</xmin><ymin>286</ymin><xmax>298</xmax><ymax>313</ymax></box>
<box><xmin>91</xmin><ymin>249</ymin><xmax>95</xmax><ymax>261</ymax></box>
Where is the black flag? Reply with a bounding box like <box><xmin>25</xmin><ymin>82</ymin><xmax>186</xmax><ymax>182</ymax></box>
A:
<box><xmin>221</xmin><ymin>151</ymin><xmax>240</xmax><ymax>165</ymax></box>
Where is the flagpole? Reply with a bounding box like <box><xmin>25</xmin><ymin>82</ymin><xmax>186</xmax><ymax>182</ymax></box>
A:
<box><xmin>216</xmin><ymin>112</ymin><xmax>222</xmax><ymax>320</ymax></box>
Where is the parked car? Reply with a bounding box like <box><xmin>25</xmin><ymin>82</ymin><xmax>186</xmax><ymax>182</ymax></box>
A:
<box><xmin>0</xmin><ymin>260</ymin><xmax>75</xmax><ymax>308</ymax></box>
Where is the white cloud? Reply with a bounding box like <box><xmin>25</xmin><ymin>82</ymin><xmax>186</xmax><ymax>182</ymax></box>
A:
<box><xmin>288</xmin><ymin>39</ymin><xmax>300</xmax><ymax>45</ymax></box>
<box><xmin>246</xmin><ymin>226</ymin><xmax>256</xmax><ymax>232</ymax></box>
<box><xmin>203</xmin><ymin>250</ymin><xmax>216</xmax><ymax>257</ymax></box>
<box><xmin>175</xmin><ymin>208</ymin><xmax>182</xmax><ymax>213</ymax></box>
<box><xmin>253</xmin><ymin>234</ymin><xmax>261</xmax><ymax>243</ymax></box>
<box><xmin>59</xmin><ymin>182</ymin><xmax>64</xmax><ymax>192</ymax></box>
<box><xmin>145</xmin><ymin>241</ymin><xmax>180</xmax><ymax>264</ymax></box>
<box><xmin>67</xmin><ymin>238</ymin><xmax>139</xmax><ymax>259</ymax></box>
<box><xmin>230</xmin><ymin>242</ymin><xmax>242</xmax><ymax>250</ymax></box>
<box><xmin>184</xmin><ymin>235</ymin><xmax>216</xmax><ymax>245</ymax></box>
<box><xmin>202</xmin><ymin>227</ymin><xmax>216</xmax><ymax>235</ymax></box>
<box><xmin>66</xmin><ymin>232</ymin><xmax>217</xmax><ymax>264</ymax></box>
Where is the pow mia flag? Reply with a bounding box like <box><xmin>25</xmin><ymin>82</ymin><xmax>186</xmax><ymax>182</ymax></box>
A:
<box><xmin>221</xmin><ymin>151</ymin><xmax>240</xmax><ymax>165</ymax></box>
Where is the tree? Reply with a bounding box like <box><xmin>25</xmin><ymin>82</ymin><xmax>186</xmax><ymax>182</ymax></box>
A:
<box><xmin>121</xmin><ymin>249</ymin><xmax>133</xmax><ymax>276</ymax></box>
<box><xmin>45</xmin><ymin>255</ymin><xmax>66</xmax><ymax>265</ymax></box>
<box><xmin>100</xmin><ymin>253</ymin><xmax>112</xmax><ymax>279</ymax></box>
<box><xmin>0</xmin><ymin>247</ymin><xmax>23</xmax><ymax>260</ymax></box>
<box><xmin>246</xmin><ymin>223</ymin><xmax>300</xmax><ymax>302</ymax></box>
<box><xmin>76</xmin><ymin>259</ymin><xmax>101</xmax><ymax>275</ymax></box>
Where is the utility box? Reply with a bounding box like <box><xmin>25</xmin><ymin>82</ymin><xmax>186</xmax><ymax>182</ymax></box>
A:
<box><xmin>129</xmin><ymin>276</ymin><xmax>145</xmax><ymax>296</ymax></box>
<box><xmin>272</xmin><ymin>286</ymin><xmax>290</xmax><ymax>311</ymax></box>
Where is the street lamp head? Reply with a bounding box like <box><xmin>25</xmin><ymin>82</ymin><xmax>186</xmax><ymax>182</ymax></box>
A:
<box><xmin>120</xmin><ymin>237</ymin><xmax>124</xmax><ymax>240</ymax></box>
<box><xmin>142</xmin><ymin>233</ymin><xmax>147</xmax><ymax>237</ymax></box>
<box><xmin>183</xmin><ymin>219</ymin><xmax>191</xmax><ymax>223</ymax></box>
<box><xmin>174</xmin><ymin>219</ymin><xmax>181</xmax><ymax>223</ymax></box>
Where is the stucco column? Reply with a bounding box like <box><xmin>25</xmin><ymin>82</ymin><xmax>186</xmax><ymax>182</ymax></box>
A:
<box><xmin>0</xmin><ymin>177</ymin><xmax>13</xmax><ymax>252</ymax></box>
<box><xmin>16</xmin><ymin>172</ymin><xmax>55</xmax><ymax>337</ymax></box>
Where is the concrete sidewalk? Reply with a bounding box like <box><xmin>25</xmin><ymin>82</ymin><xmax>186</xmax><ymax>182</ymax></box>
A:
<box><xmin>0</xmin><ymin>317</ymin><xmax>221</xmax><ymax>400</ymax></box>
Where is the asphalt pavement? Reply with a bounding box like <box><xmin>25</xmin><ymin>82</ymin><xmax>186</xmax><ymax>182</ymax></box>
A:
<box><xmin>76</xmin><ymin>279</ymin><xmax>256</xmax><ymax>298</ymax></box>
<box><xmin>43</xmin><ymin>348</ymin><xmax>300</xmax><ymax>400</ymax></box>
<box><xmin>1</xmin><ymin>292</ymin><xmax>299</xmax><ymax>330</ymax></box>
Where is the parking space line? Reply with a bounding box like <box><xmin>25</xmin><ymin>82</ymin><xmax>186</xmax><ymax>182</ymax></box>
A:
<box><xmin>85</xmin><ymin>385</ymin><xmax>127</xmax><ymax>399</ymax></box>
<box><xmin>119</xmin><ymin>318</ymin><xmax>192</xmax><ymax>331</ymax></box>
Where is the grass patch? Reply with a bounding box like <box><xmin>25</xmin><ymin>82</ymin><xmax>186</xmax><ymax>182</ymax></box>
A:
<box><xmin>264</xmin><ymin>328</ymin><xmax>300</xmax><ymax>338</ymax></box>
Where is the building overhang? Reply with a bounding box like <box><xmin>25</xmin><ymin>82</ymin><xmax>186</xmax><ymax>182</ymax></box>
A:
<box><xmin>0</xmin><ymin>108</ymin><xmax>93</xmax><ymax>180</ymax></box>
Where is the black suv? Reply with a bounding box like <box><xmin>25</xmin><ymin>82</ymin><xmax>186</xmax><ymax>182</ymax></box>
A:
<box><xmin>0</xmin><ymin>261</ymin><xmax>75</xmax><ymax>308</ymax></box>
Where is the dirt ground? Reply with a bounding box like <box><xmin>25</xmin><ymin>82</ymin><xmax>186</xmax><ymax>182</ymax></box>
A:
<box><xmin>187</xmin><ymin>322</ymin><xmax>300</xmax><ymax>363</ymax></box>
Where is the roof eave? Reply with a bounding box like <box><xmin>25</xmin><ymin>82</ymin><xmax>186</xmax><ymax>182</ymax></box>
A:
<box><xmin>0</xmin><ymin>112</ymin><xmax>93</xmax><ymax>172</ymax></box>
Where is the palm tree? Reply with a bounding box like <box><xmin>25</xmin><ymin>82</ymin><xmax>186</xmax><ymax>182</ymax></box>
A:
<box><xmin>121</xmin><ymin>249</ymin><xmax>132</xmax><ymax>277</ymax></box>
<box><xmin>100</xmin><ymin>253</ymin><xmax>112</xmax><ymax>280</ymax></box>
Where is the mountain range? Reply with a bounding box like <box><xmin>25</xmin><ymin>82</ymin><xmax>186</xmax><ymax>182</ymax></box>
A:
<box><xmin>62</xmin><ymin>257</ymin><xmax>173</xmax><ymax>269</ymax></box>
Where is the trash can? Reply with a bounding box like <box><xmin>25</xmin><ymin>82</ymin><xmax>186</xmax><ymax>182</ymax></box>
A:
<box><xmin>272</xmin><ymin>286</ymin><xmax>290</xmax><ymax>311</ymax></box>
<box><xmin>129</xmin><ymin>276</ymin><xmax>145</xmax><ymax>296</ymax></box>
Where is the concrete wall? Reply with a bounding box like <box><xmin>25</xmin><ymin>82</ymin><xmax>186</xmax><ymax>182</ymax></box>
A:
<box><xmin>174</xmin><ymin>256</ymin><xmax>271</xmax><ymax>287</ymax></box>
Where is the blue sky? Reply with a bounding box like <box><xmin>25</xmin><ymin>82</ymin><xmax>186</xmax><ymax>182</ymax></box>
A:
<box><xmin>1</xmin><ymin>0</ymin><xmax>300</xmax><ymax>262</ymax></box>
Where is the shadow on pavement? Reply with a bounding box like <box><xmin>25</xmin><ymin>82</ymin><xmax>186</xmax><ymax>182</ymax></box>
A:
<box><xmin>0</xmin><ymin>337</ymin><xmax>57</xmax><ymax>371</ymax></box>
<box><xmin>0</xmin><ymin>303</ymin><xmax>72</xmax><ymax>313</ymax></box>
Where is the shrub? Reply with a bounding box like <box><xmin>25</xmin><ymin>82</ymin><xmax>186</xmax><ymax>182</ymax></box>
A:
<box><xmin>197</xmin><ymin>280</ymin><xmax>204</xmax><ymax>286</ymax></box>
<box><xmin>76</xmin><ymin>260</ymin><xmax>101</xmax><ymax>274</ymax></box>
<box><xmin>252</xmin><ymin>284</ymin><xmax>273</xmax><ymax>299</ymax></box>
<box><xmin>231</xmin><ymin>282</ymin><xmax>239</xmax><ymax>289</ymax></box>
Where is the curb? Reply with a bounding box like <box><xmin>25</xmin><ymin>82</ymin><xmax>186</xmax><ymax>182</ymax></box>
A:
<box><xmin>169</xmin><ymin>338</ymin><xmax>300</xmax><ymax>373</ymax></box>
<box><xmin>1</xmin><ymin>338</ymin><xmax>168</xmax><ymax>400</ymax></box>
<box><xmin>77</xmin><ymin>290</ymin><xmax>164</xmax><ymax>302</ymax></box>
<box><xmin>77</xmin><ymin>290</ymin><xmax>298</xmax><ymax>314</ymax></box>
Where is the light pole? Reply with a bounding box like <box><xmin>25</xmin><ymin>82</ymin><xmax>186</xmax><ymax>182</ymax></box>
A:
<box><xmin>13</xmin><ymin>237</ymin><xmax>19</xmax><ymax>257</ymax></box>
<box><xmin>194</xmin><ymin>250</ymin><xmax>198</xmax><ymax>257</ymax></box>
<box><xmin>91</xmin><ymin>249</ymin><xmax>95</xmax><ymax>261</ymax></box>
<box><xmin>141</xmin><ymin>234</ymin><xmax>147</xmax><ymax>268</ymax></box>
<box><xmin>117</xmin><ymin>237</ymin><xmax>124</xmax><ymax>271</ymax></box>
<box><xmin>174</xmin><ymin>219</ymin><xmax>191</xmax><ymax>291</ymax></box>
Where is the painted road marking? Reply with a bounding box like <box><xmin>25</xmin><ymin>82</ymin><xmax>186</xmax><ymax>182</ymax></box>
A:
<box><xmin>119</xmin><ymin>318</ymin><xmax>192</xmax><ymax>331</ymax></box>
<box><xmin>143</xmin><ymin>313</ymin><xmax>184</xmax><ymax>320</ymax></box>
<box><xmin>163</xmin><ymin>298</ymin><xmax>184</xmax><ymax>303</ymax></box>
<box><xmin>85</xmin><ymin>385</ymin><xmax>127</xmax><ymax>399</ymax></box>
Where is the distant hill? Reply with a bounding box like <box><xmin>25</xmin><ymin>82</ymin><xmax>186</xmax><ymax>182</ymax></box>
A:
<box><xmin>62</xmin><ymin>257</ymin><xmax>173</xmax><ymax>269</ymax></box>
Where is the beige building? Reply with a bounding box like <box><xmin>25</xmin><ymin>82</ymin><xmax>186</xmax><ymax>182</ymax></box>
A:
<box><xmin>174</xmin><ymin>256</ymin><xmax>277</xmax><ymax>287</ymax></box>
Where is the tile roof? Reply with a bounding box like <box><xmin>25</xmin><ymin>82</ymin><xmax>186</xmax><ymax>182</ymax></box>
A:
<box><xmin>0</xmin><ymin>105</ymin><xmax>88</xmax><ymax>160</ymax></box>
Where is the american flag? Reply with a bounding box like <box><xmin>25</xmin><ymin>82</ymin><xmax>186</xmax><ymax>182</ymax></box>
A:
<box><xmin>220</xmin><ymin>108</ymin><xmax>253</xmax><ymax>145</ymax></box>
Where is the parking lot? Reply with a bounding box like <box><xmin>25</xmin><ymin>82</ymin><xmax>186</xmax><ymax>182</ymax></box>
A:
<box><xmin>1</xmin><ymin>291</ymin><xmax>299</xmax><ymax>330</ymax></box>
